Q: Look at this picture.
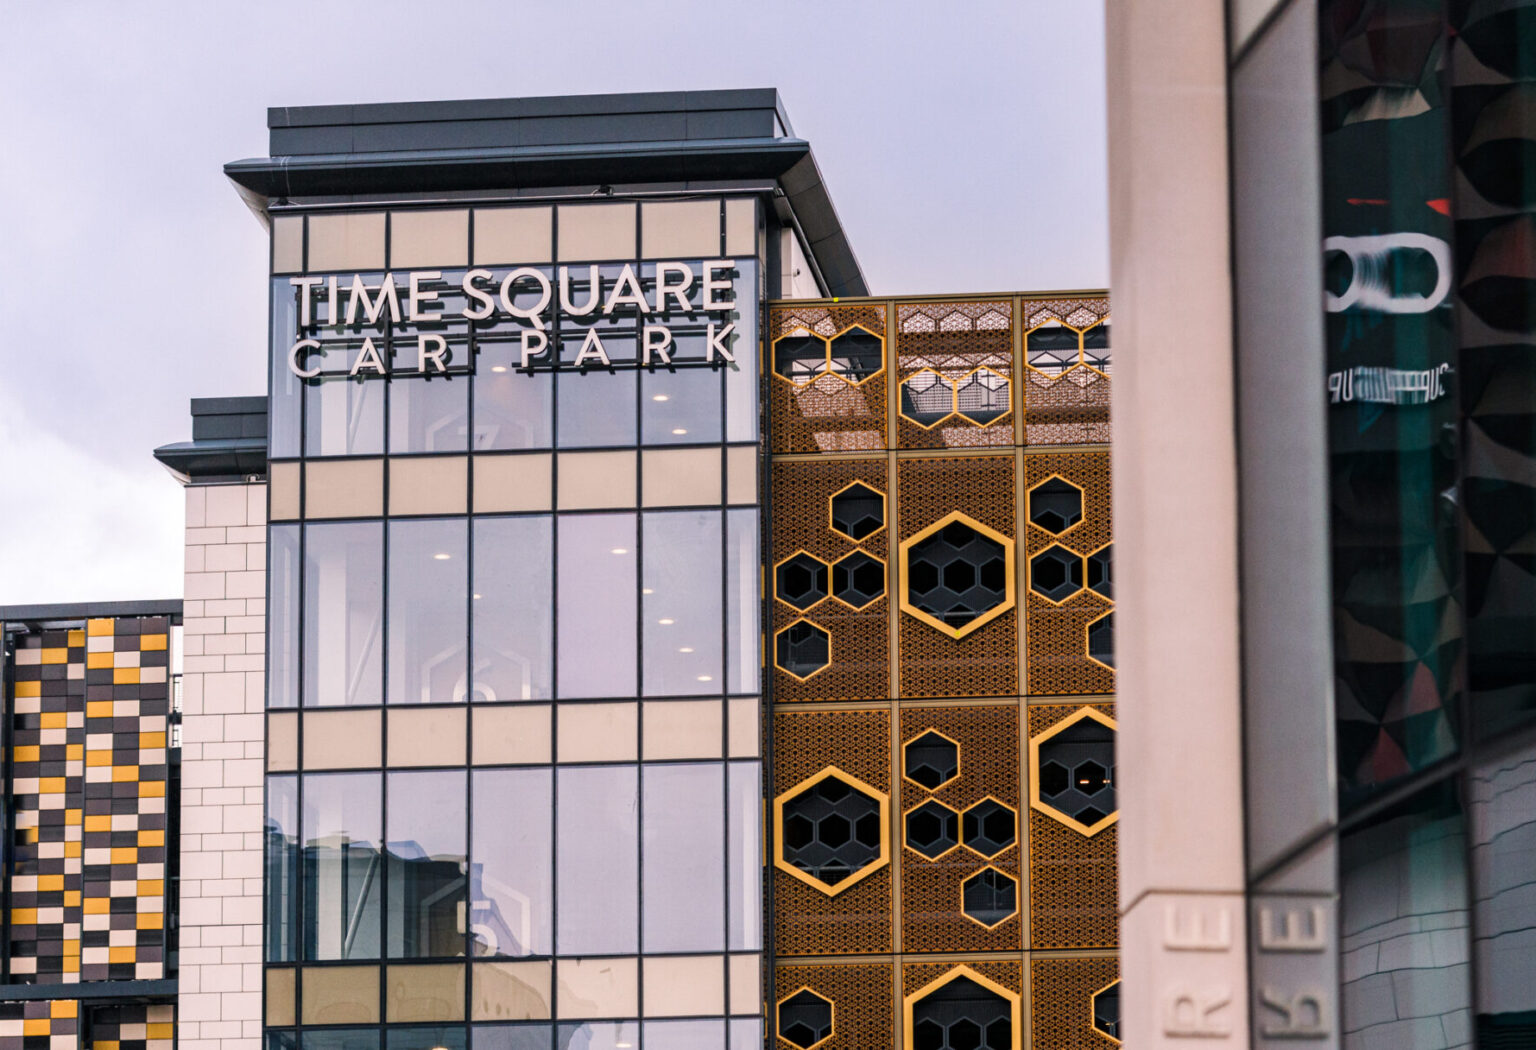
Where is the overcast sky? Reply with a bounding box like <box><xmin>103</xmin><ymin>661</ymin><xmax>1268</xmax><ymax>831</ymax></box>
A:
<box><xmin>0</xmin><ymin>0</ymin><xmax>1107</xmax><ymax>607</ymax></box>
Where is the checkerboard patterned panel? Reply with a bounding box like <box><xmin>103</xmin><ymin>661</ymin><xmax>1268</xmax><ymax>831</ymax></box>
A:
<box><xmin>85</xmin><ymin>1004</ymin><xmax>173</xmax><ymax>1050</ymax></box>
<box><xmin>0</xmin><ymin>999</ymin><xmax>78</xmax><ymax>1050</ymax></box>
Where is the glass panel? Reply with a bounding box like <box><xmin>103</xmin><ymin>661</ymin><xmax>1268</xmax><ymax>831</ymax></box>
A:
<box><xmin>304</xmin><ymin>522</ymin><xmax>383</xmax><ymax>708</ymax></box>
<box><xmin>265</xmin><ymin>775</ymin><xmax>298</xmax><ymax>962</ymax></box>
<box><xmin>555</xmin><ymin>326</ymin><xmax>637</xmax><ymax>449</ymax></box>
<box><xmin>728</xmin><ymin>761</ymin><xmax>762</xmax><ymax>951</ymax></box>
<box><xmin>643</xmin><ymin>511</ymin><xmax>722</xmax><ymax>696</ymax></box>
<box><xmin>642</xmin><ymin>1021</ymin><xmax>723</xmax><ymax>1050</ymax></box>
<box><xmin>302</xmin><ymin>772</ymin><xmax>382</xmax><ymax>960</ymax></box>
<box><xmin>1339</xmin><ymin>782</ymin><xmax>1471</xmax><ymax>1049</ymax></box>
<box><xmin>271</xmin><ymin>278</ymin><xmax>302</xmax><ymax>458</ymax></box>
<box><xmin>471</xmin><ymin>769</ymin><xmax>552</xmax><ymax>958</ymax></box>
<box><xmin>726</xmin><ymin>509</ymin><xmax>759</xmax><ymax>695</ymax></box>
<box><xmin>388</xmin><ymin>770</ymin><xmax>468</xmax><ymax>958</ymax></box>
<box><xmin>300</xmin><ymin>1030</ymin><xmax>379</xmax><ymax>1050</ymax></box>
<box><xmin>268</xmin><ymin>524</ymin><xmax>301</xmax><ymax>710</ymax></box>
<box><xmin>474</xmin><ymin>341</ymin><xmax>553</xmax><ymax>451</ymax></box>
<box><xmin>642</xmin><ymin>763</ymin><xmax>724</xmax><ymax>953</ymax></box>
<box><xmin>386</xmin><ymin>1030</ymin><xmax>466</xmax><ymax>1050</ymax></box>
<box><xmin>641</xmin><ymin>355</ymin><xmax>722</xmax><ymax>445</ymax></box>
<box><xmin>388</xmin><ymin>519</ymin><xmax>469</xmax><ymax>704</ymax></box>
<box><xmin>724</xmin><ymin>260</ymin><xmax>760</xmax><ymax>443</ymax></box>
<box><xmin>472</xmin><ymin>517</ymin><xmax>553</xmax><ymax>703</ymax></box>
<box><xmin>728</xmin><ymin>1018</ymin><xmax>763</xmax><ymax>1050</ymax></box>
<box><xmin>552</xmin><ymin>1024</ymin><xmax>636</xmax><ymax>1050</ymax></box>
<box><xmin>472</xmin><ymin>1026</ymin><xmax>549</xmax><ymax>1050</ymax></box>
<box><xmin>268</xmin><ymin>1032</ymin><xmax>298</xmax><ymax>1050</ymax></box>
<box><xmin>391</xmin><ymin>374</ymin><xmax>470</xmax><ymax>453</ymax></box>
<box><xmin>556</xmin><ymin>514</ymin><xmax>636</xmax><ymax>699</ymax></box>
<box><xmin>556</xmin><ymin>766</ymin><xmax>637</xmax><ymax>955</ymax></box>
<box><xmin>306</xmin><ymin>376</ymin><xmax>385</xmax><ymax>457</ymax></box>
<box><xmin>1469</xmin><ymin>740</ymin><xmax>1536</xmax><ymax>1043</ymax></box>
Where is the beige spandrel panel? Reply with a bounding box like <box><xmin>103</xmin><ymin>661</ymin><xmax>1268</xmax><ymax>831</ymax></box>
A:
<box><xmin>473</xmin><ymin>960</ymin><xmax>553</xmax><ymax>1021</ymax></box>
<box><xmin>305</xmin><ymin>458</ymin><xmax>384</xmax><ymax>518</ymax></box>
<box><xmin>475</xmin><ymin>206</ymin><xmax>553</xmax><ymax>265</ymax></box>
<box><xmin>474</xmin><ymin>453</ymin><xmax>552</xmax><ymax>513</ymax></box>
<box><xmin>390</xmin><ymin>208</ymin><xmax>469</xmax><ymax>269</ymax></box>
<box><xmin>557</xmin><ymin>702</ymin><xmax>637</xmax><ymax>763</ymax></box>
<box><xmin>641</xmin><ymin>447</ymin><xmax>721</xmax><ymax>506</ymax></box>
<box><xmin>558</xmin><ymin>450</ymin><xmax>637</xmax><ymax>510</ymax></box>
<box><xmin>302</xmin><ymin>708</ymin><xmax>382</xmax><ymax>769</ymax></box>
<box><xmin>643</xmin><ymin>955</ymin><xmax>726</xmax><ymax>1017</ymax></box>
<box><xmin>269</xmin><ymin>461</ymin><xmax>301</xmax><ymax>520</ymax></box>
<box><xmin>386</xmin><ymin>963</ymin><xmax>466</xmax><ymax>1022</ymax></box>
<box><xmin>725</xmin><ymin>197</ymin><xmax>756</xmax><ymax>258</ymax></box>
<box><xmin>389</xmin><ymin>455</ymin><xmax>468</xmax><ymax>516</ymax></box>
<box><xmin>307</xmin><ymin>212</ymin><xmax>386</xmax><ymax>272</ymax></box>
<box><xmin>557</xmin><ymin>202</ymin><xmax>637</xmax><ymax>261</ymax></box>
<box><xmin>472</xmin><ymin>704</ymin><xmax>552</xmax><ymax>765</ymax></box>
<box><xmin>272</xmin><ymin>215</ymin><xmax>304</xmax><ymax>274</ymax></box>
<box><xmin>642</xmin><ymin>699</ymin><xmax>723</xmax><ymax>760</ymax></box>
<box><xmin>302</xmin><ymin>965</ymin><xmax>381</xmax><ymax>1025</ymax></box>
<box><xmin>387</xmin><ymin>705</ymin><xmax>467</xmax><ymax>767</ymax></box>
<box><xmin>556</xmin><ymin>956</ymin><xmax>639</xmax><ymax>1019</ymax></box>
<box><xmin>641</xmin><ymin>199</ymin><xmax>722</xmax><ymax>259</ymax></box>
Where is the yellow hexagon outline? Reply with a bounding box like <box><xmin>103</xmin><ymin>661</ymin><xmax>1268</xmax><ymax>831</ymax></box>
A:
<box><xmin>828</xmin><ymin>549</ymin><xmax>888</xmax><ymax>611</ymax></box>
<box><xmin>959</xmin><ymin>864</ymin><xmax>1020</xmax><ymax>930</ymax></box>
<box><xmin>770</xmin><ymin>330</ymin><xmax>832</xmax><ymax>388</ymax></box>
<box><xmin>953</xmin><ymin>365</ymin><xmax>1013</xmax><ymax>428</ymax></box>
<box><xmin>1022</xmin><ymin>320</ymin><xmax>1086</xmax><ymax>380</ymax></box>
<box><xmin>898</xmin><ymin>511</ymin><xmax>1017</xmax><ymax>640</ymax></box>
<box><xmin>1080</xmin><ymin>318</ymin><xmax>1112</xmax><ymax>380</ymax></box>
<box><xmin>959</xmin><ymin>794</ymin><xmax>1020</xmax><ymax>859</ymax></box>
<box><xmin>1025</xmin><ymin>473</ymin><xmax>1086</xmax><ymax>537</ymax></box>
<box><xmin>902</xmin><ymin>965</ymin><xmax>1022</xmax><ymax>1050</ymax></box>
<box><xmin>1028</xmin><ymin>706</ymin><xmax>1119</xmax><ymax>837</ymax></box>
<box><xmin>900</xmin><ymin>727</ymin><xmax>963</xmax><ymax>792</ymax></box>
<box><xmin>773</xmin><ymin>765</ymin><xmax>891</xmax><ymax>897</ymax></box>
<box><xmin>1089</xmin><ymin>977</ymin><xmax>1123</xmax><ymax>1045</ymax></box>
<box><xmin>898</xmin><ymin>366</ymin><xmax>957</xmax><ymax>429</ymax></box>
<box><xmin>772</xmin><ymin>617</ymin><xmax>832</xmax><ymax>682</ymax></box>
<box><xmin>824</xmin><ymin>323</ymin><xmax>887</xmax><ymax>388</ymax></box>
<box><xmin>773</xmin><ymin>549</ymin><xmax>832</xmax><ymax>613</ymax></box>
<box><xmin>901</xmin><ymin>797</ymin><xmax>962</xmax><ymax>861</ymax></box>
<box><xmin>1028</xmin><ymin>544</ymin><xmax>1088</xmax><ymax>608</ymax></box>
<box><xmin>1085</xmin><ymin>609</ymin><xmax>1115</xmax><ymax>673</ymax></box>
<box><xmin>827</xmin><ymin>480</ymin><xmax>888</xmax><ymax>543</ymax></box>
<box><xmin>1085</xmin><ymin>540</ymin><xmax>1114</xmax><ymax>603</ymax></box>
<box><xmin>775</xmin><ymin>985</ymin><xmax>835</xmax><ymax>1050</ymax></box>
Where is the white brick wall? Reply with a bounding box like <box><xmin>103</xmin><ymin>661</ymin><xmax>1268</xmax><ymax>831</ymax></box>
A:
<box><xmin>179</xmin><ymin>483</ymin><xmax>266</xmax><ymax>1050</ymax></box>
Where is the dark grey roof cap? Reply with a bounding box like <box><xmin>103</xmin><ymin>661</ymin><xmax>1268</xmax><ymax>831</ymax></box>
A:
<box><xmin>154</xmin><ymin>397</ymin><xmax>268</xmax><ymax>482</ymax></box>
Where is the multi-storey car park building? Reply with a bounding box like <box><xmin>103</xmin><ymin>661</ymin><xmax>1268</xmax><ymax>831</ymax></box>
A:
<box><xmin>6</xmin><ymin>90</ymin><xmax>1121</xmax><ymax>1050</ymax></box>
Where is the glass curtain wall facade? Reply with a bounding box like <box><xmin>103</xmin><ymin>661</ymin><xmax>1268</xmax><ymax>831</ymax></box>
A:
<box><xmin>260</xmin><ymin>200</ymin><xmax>766</xmax><ymax>1050</ymax></box>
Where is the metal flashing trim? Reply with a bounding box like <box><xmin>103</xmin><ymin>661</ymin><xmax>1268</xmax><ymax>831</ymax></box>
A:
<box><xmin>0</xmin><ymin>600</ymin><xmax>182</xmax><ymax>624</ymax></box>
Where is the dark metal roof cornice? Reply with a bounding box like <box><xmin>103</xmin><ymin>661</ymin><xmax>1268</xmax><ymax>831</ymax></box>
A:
<box><xmin>152</xmin><ymin>438</ymin><xmax>267</xmax><ymax>484</ymax></box>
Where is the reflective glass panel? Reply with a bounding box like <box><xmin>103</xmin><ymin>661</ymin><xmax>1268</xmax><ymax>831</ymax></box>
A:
<box><xmin>472</xmin><ymin>517</ymin><xmax>553</xmax><ymax>703</ymax></box>
<box><xmin>643</xmin><ymin>1021</ymin><xmax>723</xmax><ymax>1050</ymax></box>
<box><xmin>729</xmin><ymin>1019</ymin><xmax>763</xmax><ymax>1050</ymax></box>
<box><xmin>556</xmin><ymin>766</ymin><xmax>637</xmax><ymax>955</ymax></box>
<box><xmin>643</xmin><ymin>511</ymin><xmax>722</xmax><ymax>696</ymax></box>
<box><xmin>386</xmin><ymin>1029</ymin><xmax>466</xmax><ymax>1050</ymax></box>
<box><xmin>265</xmin><ymin>775</ymin><xmax>298</xmax><ymax>962</ymax></box>
<box><xmin>723</xmin><ymin>261</ymin><xmax>760</xmax><ymax>443</ymax></box>
<box><xmin>552</xmin><ymin>1024</ymin><xmax>636</xmax><ymax>1050</ymax></box>
<box><xmin>555</xmin><ymin>340</ymin><xmax>637</xmax><ymax>449</ymax></box>
<box><xmin>302</xmin><ymin>772</ymin><xmax>382</xmax><ymax>960</ymax></box>
<box><xmin>268</xmin><ymin>524</ymin><xmax>300</xmax><ymax>709</ymax></box>
<box><xmin>271</xmin><ymin>278</ymin><xmax>302</xmax><ymax>458</ymax></box>
<box><xmin>388</xmin><ymin>518</ymin><xmax>468</xmax><ymax>704</ymax></box>
<box><xmin>728</xmin><ymin>760</ymin><xmax>762</xmax><ymax>951</ymax></box>
<box><xmin>471</xmin><ymin>1027</ymin><xmax>548</xmax><ymax>1050</ymax></box>
<box><xmin>306</xmin><ymin>376</ymin><xmax>385</xmax><ymax>457</ymax></box>
<box><xmin>470</xmin><ymin>769</ymin><xmax>552</xmax><ymax>958</ymax></box>
<box><xmin>304</xmin><ymin>522</ymin><xmax>383</xmax><ymax>707</ymax></box>
<box><xmin>391</xmin><ymin>373</ymin><xmax>469</xmax><ymax>453</ymax></box>
<box><xmin>726</xmin><ymin>509</ymin><xmax>759</xmax><ymax>695</ymax></box>
<box><xmin>1469</xmin><ymin>740</ymin><xmax>1536</xmax><ymax>1042</ymax></box>
<box><xmin>641</xmin><ymin>354</ymin><xmax>722</xmax><ymax>445</ymax></box>
<box><xmin>301</xmin><ymin>1030</ymin><xmax>379</xmax><ymax>1050</ymax></box>
<box><xmin>642</xmin><ymin>763</ymin><xmax>724</xmax><ymax>952</ymax></box>
<box><xmin>388</xmin><ymin>770</ymin><xmax>468</xmax><ymax>958</ymax></box>
<box><xmin>474</xmin><ymin>340</ymin><xmax>552</xmax><ymax>451</ymax></box>
<box><xmin>556</xmin><ymin>514</ymin><xmax>636</xmax><ymax>699</ymax></box>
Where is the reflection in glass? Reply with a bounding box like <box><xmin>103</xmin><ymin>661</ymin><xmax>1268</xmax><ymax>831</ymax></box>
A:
<box><xmin>728</xmin><ymin>761</ymin><xmax>763</xmax><ymax>951</ymax></box>
<box><xmin>726</xmin><ymin>509</ymin><xmax>760</xmax><ymax>695</ymax></box>
<box><xmin>306</xmin><ymin>376</ymin><xmax>385</xmax><ymax>457</ymax></box>
<box><xmin>471</xmin><ymin>1026</ymin><xmax>548</xmax><ymax>1050</ymax></box>
<box><xmin>556</xmin><ymin>515</ymin><xmax>636</xmax><ymax>699</ymax></box>
<box><xmin>729</xmin><ymin>1018</ymin><xmax>763</xmax><ymax>1050</ymax></box>
<box><xmin>388</xmin><ymin>519</ymin><xmax>468</xmax><ymax>704</ymax></box>
<box><xmin>391</xmin><ymin>373</ymin><xmax>469</xmax><ymax>453</ymax></box>
<box><xmin>1339</xmin><ymin>783</ymin><xmax>1471</xmax><ymax>1049</ymax></box>
<box><xmin>304</xmin><ymin>522</ymin><xmax>383</xmax><ymax>707</ymax></box>
<box><xmin>643</xmin><ymin>511</ymin><xmax>722</xmax><ymax>696</ymax></box>
<box><xmin>556</xmin><ymin>366</ymin><xmax>636</xmax><ymax>448</ymax></box>
<box><xmin>474</xmin><ymin>341</ymin><xmax>552</xmax><ymax>450</ymax></box>
<box><xmin>472</xmin><ymin>517</ymin><xmax>553</xmax><ymax>702</ymax></box>
<box><xmin>643</xmin><ymin>1021</ymin><xmax>724</xmax><ymax>1050</ymax></box>
<box><xmin>1469</xmin><ymin>742</ymin><xmax>1536</xmax><ymax>1041</ymax></box>
<box><xmin>270</xmin><ymin>278</ymin><xmax>302</xmax><ymax>458</ymax></box>
<box><xmin>388</xmin><ymin>770</ymin><xmax>468</xmax><ymax>958</ymax></box>
<box><xmin>642</xmin><ymin>764</ymin><xmax>724</xmax><ymax>952</ymax></box>
<box><xmin>641</xmin><ymin>354</ymin><xmax>722</xmax><ymax>445</ymax></box>
<box><xmin>723</xmin><ymin>262</ymin><xmax>760</xmax><ymax>443</ymax></box>
<box><xmin>265</xmin><ymin>775</ymin><xmax>298</xmax><ymax>962</ymax></box>
<box><xmin>268</xmin><ymin>1032</ymin><xmax>298</xmax><ymax>1050</ymax></box>
<box><xmin>471</xmin><ymin>769</ymin><xmax>552</xmax><ymax>957</ymax></box>
<box><xmin>556</xmin><ymin>766</ymin><xmax>637</xmax><ymax>955</ymax></box>
<box><xmin>268</xmin><ymin>524</ymin><xmax>300</xmax><ymax>709</ymax></box>
<box><xmin>300</xmin><ymin>1030</ymin><xmax>380</xmax><ymax>1050</ymax></box>
<box><xmin>302</xmin><ymin>772</ymin><xmax>382</xmax><ymax>960</ymax></box>
<box><xmin>552</xmin><ymin>1024</ymin><xmax>637</xmax><ymax>1050</ymax></box>
<box><xmin>386</xmin><ymin>1029</ymin><xmax>466</xmax><ymax>1050</ymax></box>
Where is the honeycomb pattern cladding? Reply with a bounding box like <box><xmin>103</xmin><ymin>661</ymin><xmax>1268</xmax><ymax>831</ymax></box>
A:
<box><xmin>769</xmin><ymin>304</ymin><xmax>888</xmax><ymax>455</ymax></box>
<box><xmin>7</xmin><ymin>616</ymin><xmax>172</xmax><ymax>983</ymax></box>
<box><xmin>771</xmin><ymin>459</ymin><xmax>889</xmax><ymax>702</ymax></box>
<box><xmin>774</xmin><ymin>710</ymin><xmax>892</xmax><ymax>955</ymax></box>
<box><xmin>775</xmin><ymin>963</ymin><xmax>894</xmax><ymax>1050</ymax></box>
<box><xmin>903</xmin><ymin>961</ymin><xmax>1021</xmax><ymax>999</ymax></box>
<box><xmin>1024</xmin><ymin>453</ymin><xmax>1114</xmax><ymax>696</ymax></box>
<box><xmin>1031</xmin><ymin>956</ymin><xmax>1120</xmax><ymax>1050</ymax></box>
<box><xmin>895</xmin><ymin>301</ymin><xmax>1015</xmax><ymax>449</ymax></box>
<box><xmin>1029</xmin><ymin>705</ymin><xmax>1118</xmax><ymax>950</ymax></box>
<box><xmin>898</xmin><ymin>457</ymin><xmax>1018</xmax><ymax>698</ymax></box>
<box><xmin>900</xmin><ymin>706</ymin><xmax>1021</xmax><ymax>953</ymax></box>
<box><xmin>1022</xmin><ymin>298</ymin><xmax>1111</xmax><ymax>447</ymax></box>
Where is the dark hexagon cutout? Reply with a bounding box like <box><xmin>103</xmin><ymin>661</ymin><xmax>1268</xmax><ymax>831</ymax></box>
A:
<box><xmin>777</xmin><ymin>552</ymin><xmax>829</xmax><ymax>610</ymax></box>
<box><xmin>961</xmin><ymin>798</ymin><xmax>1017</xmax><ymax>858</ymax></box>
<box><xmin>1088</xmin><ymin>612</ymin><xmax>1114</xmax><ymax>669</ymax></box>
<box><xmin>1088</xmin><ymin>543</ymin><xmax>1113</xmax><ymax>599</ymax></box>
<box><xmin>905</xmin><ymin>799</ymin><xmax>959</xmax><ymax>859</ymax></box>
<box><xmin>962</xmin><ymin>867</ymin><xmax>1019</xmax><ymax>929</ymax></box>
<box><xmin>1031</xmin><ymin>545</ymin><xmax>1085</xmax><ymax>603</ymax></box>
<box><xmin>779</xmin><ymin>773</ymin><xmax>884</xmax><ymax>890</ymax></box>
<box><xmin>910</xmin><ymin>973</ymin><xmax>1014</xmax><ymax>1050</ymax></box>
<box><xmin>775</xmin><ymin>620</ymin><xmax>830</xmax><ymax>681</ymax></box>
<box><xmin>830</xmin><ymin>482</ymin><xmax>886</xmax><ymax>542</ymax></box>
<box><xmin>955</xmin><ymin>367</ymin><xmax>1010</xmax><ymax>425</ymax></box>
<box><xmin>779</xmin><ymin>988</ymin><xmax>833</xmax><ymax>1049</ymax></box>
<box><xmin>832</xmin><ymin>551</ymin><xmax>885</xmax><ymax>609</ymax></box>
<box><xmin>827</xmin><ymin>325</ymin><xmax>884</xmax><ymax>383</ymax></box>
<box><xmin>905</xmin><ymin>517</ymin><xmax>1011</xmax><ymax>635</ymax></box>
<box><xmin>1029</xmin><ymin>477</ymin><xmax>1084</xmax><ymax>534</ymax></box>
<box><xmin>1092</xmin><ymin>980</ymin><xmax>1120</xmax><ymax>1042</ymax></box>
<box><xmin>773</xmin><ymin>333</ymin><xmax>829</xmax><ymax>384</ymax></box>
<box><xmin>904</xmin><ymin>730</ymin><xmax>960</xmax><ymax>790</ymax></box>
<box><xmin>1033</xmin><ymin>710</ymin><xmax>1117</xmax><ymax>834</ymax></box>
<box><xmin>900</xmin><ymin>368</ymin><xmax>955</xmax><ymax>428</ymax></box>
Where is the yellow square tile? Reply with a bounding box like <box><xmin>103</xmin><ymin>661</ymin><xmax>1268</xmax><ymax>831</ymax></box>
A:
<box><xmin>139</xmin><ymin>732</ymin><xmax>166</xmax><ymax>749</ymax></box>
<box><xmin>109</xmin><ymin>847</ymin><xmax>138</xmax><ymax>864</ymax></box>
<box><xmin>40</xmin><ymin>648</ymin><xmax>66</xmax><ymax>665</ymax></box>
<box><xmin>49</xmin><ymin>1002</ymin><xmax>75</xmax><ymax>1019</ymax></box>
<box><xmin>84</xmin><ymin>815</ymin><xmax>110</xmax><ymax>832</ymax></box>
<box><xmin>39</xmin><ymin>777</ymin><xmax>66</xmax><ymax>794</ymax></box>
<box><xmin>13</xmin><ymin>680</ymin><xmax>40</xmax><ymax>698</ymax></box>
<box><xmin>67</xmin><ymin>629</ymin><xmax>85</xmax><ymax>647</ymax></box>
<box><xmin>108</xmin><ymin>946</ymin><xmax>135</xmax><ymax>964</ymax></box>
<box><xmin>66</xmin><ymin>745</ymin><xmax>82</xmax><ymax>761</ymax></box>
<box><xmin>147</xmin><ymin>1025</ymin><xmax>173</xmax><ymax>1040</ymax></box>
<box><xmin>139</xmin><ymin>780</ymin><xmax>165</xmax><ymax>798</ymax></box>
<box><xmin>83</xmin><ymin>898</ymin><xmax>108</xmax><ymax>915</ymax></box>
<box><xmin>87</xmin><ymin>618</ymin><xmax>114</xmax><ymax>636</ymax></box>
<box><xmin>64</xmin><ymin>891</ymin><xmax>80</xmax><ymax>907</ymax></box>
<box><xmin>111</xmin><ymin>766</ymin><xmax>139</xmax><ymax>783</ymax></box>
<box><xmin>86</xmin><ymin>751</ymin><xmax>112</xmax><ymax>767</ymax></box>
<box><xmin>113</xmin><ymin>668</ymin><xmax>140</xmax><ymax>685</ymax></box>
<box><xmin>10</xmin><ymin>909</ymin><xmax>37</xmax><ymax>925</ymax></box>
<box><xmin>39</xmin><ymin>711</ymin><xmax>65</xmax><ymax>729</ymax></box>
<box><xmin>38</xmin><ymin>875</ymin><xmax>63</xmax><ymax>892</ymax></box>
<box><xmin>140</xmin><ymin>634</ymin><xmax>168</xmax><ymax>651</ymax></box>
<box><xmin>137</xmin><ymin>830</ymin><xmax>164</xmax><ymax>848</ymax></box>
<box><xmin>24</xmin><ymin>1019</ymin><xmax>49</xmax><ymax>1036</ymax></box>
<box><xmin>12</xmin><ymin>746</ymin><xmax>39</xmax><ymax>763</ymax></box>
<box><xmin>86</xmin><ymin>653</ymin><xmax>114</xmax><ymax>670</ymax></box>
<box><xmin>64</xmin><ymin>843</ymin><xmax>81</xmax><ymax>859</ymax></box>
<box><xmin>136</xmin><ymin>913</ymin><xmax>163</xmax><ymax>931</ymax></box>
<box><xmin>137</xmin><ymin>880</ymin><xmax>163</xmax><ymax>896</ymax></box>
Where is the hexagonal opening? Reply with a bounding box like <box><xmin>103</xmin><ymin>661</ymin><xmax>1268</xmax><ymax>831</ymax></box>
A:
<box><xmin>905</xmin><ymin>800</ymin><xmax>959</xmax><ymax>859</ymax></box>
<box><xmin>776</xmin><ymin>553</ymin><xmax>829</xmax><ymax>610</ymax></box>
<box><xmin>775</xmin><ymin>620</ymin><xmax>830</xmax><ymax>680</ymax></box>
<box><xmin>1083</xmin><ymin>322</ymin><xmax>1111</xmax><ymax>372</ymax></box>
<box><xmin>1033</xmin><ymin>712</ymin><xmax>1117</xmax><ymax>832</ymax></box>
<box><xmin>1029</xmin><ymin>477</ymin><xmax>1084</xmax><ymax>534</ymax></box>
<box><xmin>1088</xmin><ymin>613</ymin><xmax>1114</xmax><ymax>669</ymax></box>
<box><xmin>773</xmin><ymin>333</ymin><xmax>829</xmax><ymax>384</ymax></box>
<box><xmin>830</xmin><ymin>482</ymin><xmax>885</xmax><ymax>541</ymax></box>
<box><xmin>955</xmin><ymin>369</ymin><xmax>1010</xmax><ymax>425</ymax></box>
<box><xmin>962</xmin><ymin>867</ymin><xmax>1018</xmax><ymax>928</ymax></box>
<box><xmin>1038</xmin><ymin>760</ymin><xmax>1069</xmax><ymax>798</ymax></box>
<box><xmin>911</xmin><ymin>974</ymin><xmax>1013</xmax><ymax>1050</ymax></box>
<box><xmin>900</xmin><ymin>369</ymin><xmax>955</xmax><ymax>427</ymax></box>
<box><xmin>1075</xmin><ymin>760</ymin><xmax>1109</xmax><ymax>795</ymax></box>
<box><xmin>1092</xmin><ymin>981</ymin><xmax>1120</xmax><ymax>1041</ymax></box>
<box><xmin>831</xmin><ymin>551</ymin><xmax>885</xmax><ymax>609</ymax></box>
<box><xmin>1027</xmin><ymin>323</ymin><xmax>1081</xmax><ymax>375</ymax></box>
<box><xmin>827</xmin><ymin>326</ymin><xmax>883</xmax><ymax>382</ymax></box>
<box><xmin>904</xmin><ymin>730</ymin><xmax>960</xmax><ymax>790</ymax></box>
<box><xmin>781</xmin><ymin>774</ymin><xmax>883</xmax><ymax>887</ymax></box>
<box><xmin>1030</xmin><ymin>546</ymin><xmax>1085</xmax><ymax>603</ymax></box>
<box><xmin>906</xmin><ymin>517</ymin><xmax>1012</xmax><ymax>632</ymax></box>
<box><xmin>961</xmin><ymin>799</ymin><xmax>1016</xmax><ymax>858</ymax></box>
<box><xmin>1088</xmin><ymin>544</ymin><xmax>1112</xmax><ymax>599</ymax></box>
<box><xmin>779</xmin><ymin>988</ymin><xmax>833</xmax><ymax>1049</ymax></box>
